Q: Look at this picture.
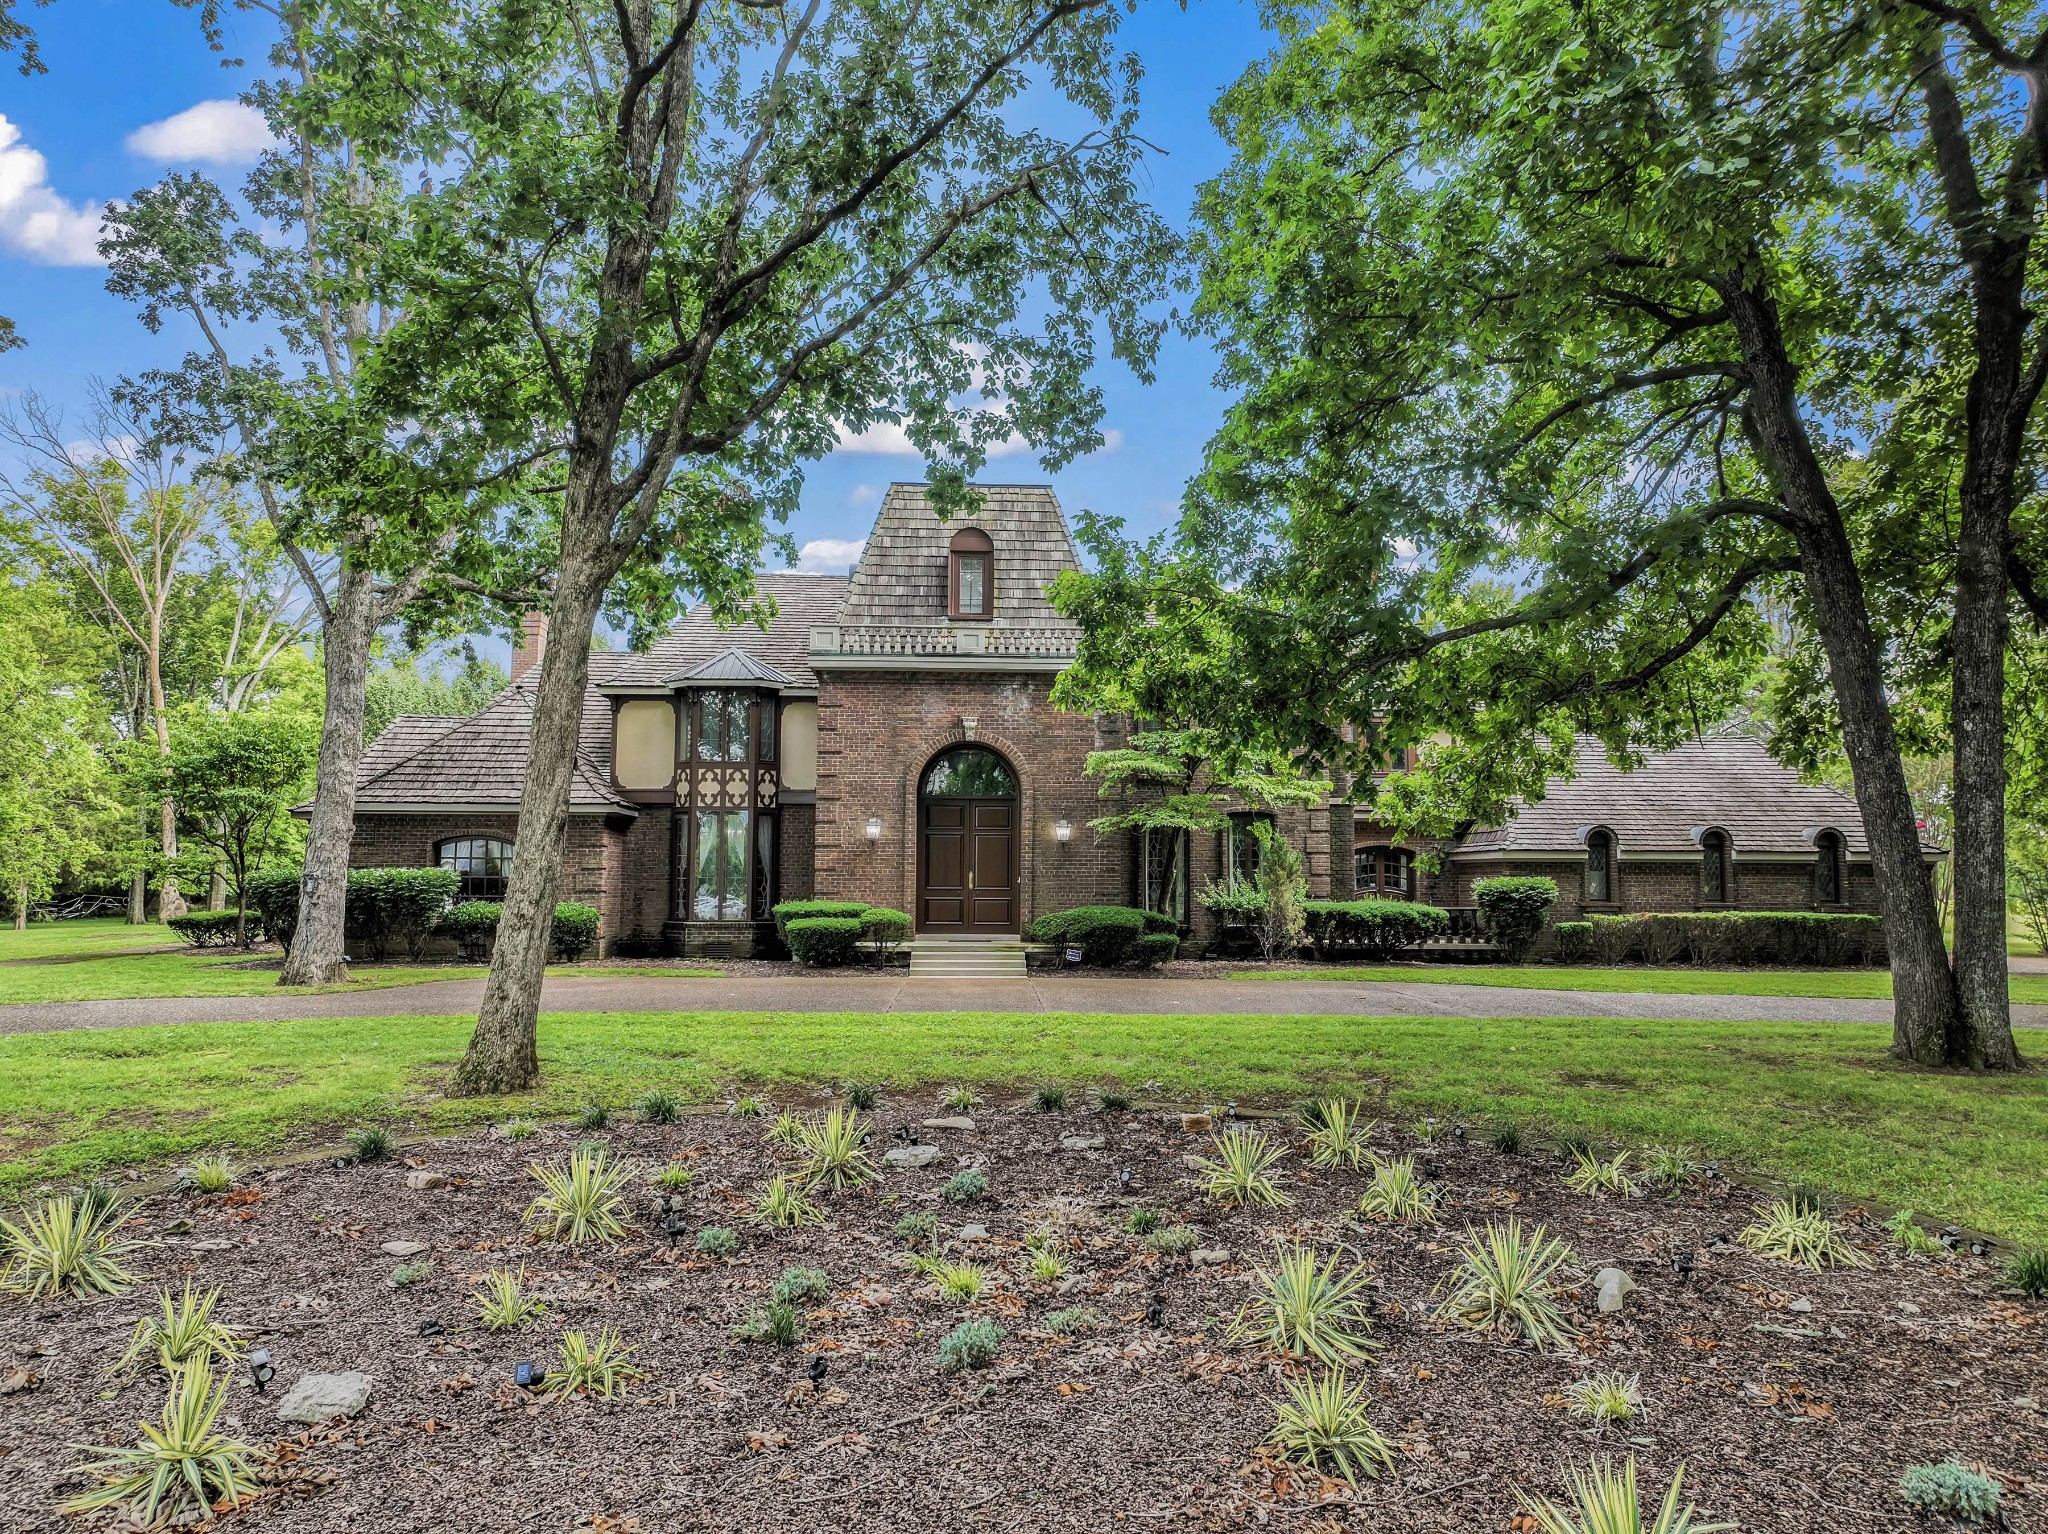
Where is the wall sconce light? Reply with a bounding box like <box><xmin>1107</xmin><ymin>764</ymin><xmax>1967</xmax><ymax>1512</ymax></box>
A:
<box><xmin>865</xmin><ymin>816</ymin><xmax>884</xmax><ymax>842</ymax></box>
<box><xmin>1054</xmin><ymin>819</ymin><xmax>1072</xmax><ymax>843</ymax></box>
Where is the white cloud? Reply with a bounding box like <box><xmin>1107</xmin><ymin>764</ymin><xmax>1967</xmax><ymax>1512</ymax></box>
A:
<box><xmin>1090</xmin><ymin>429</ymin><xmax>1125</xmax><ymax>456</ymax></box>
<box><xmin>844</xmin><ymin>483</ymin><xmax>881</xmax><ymax>508</ymax></box>
<box><xmin>0</xmin><ymin>114</ymin><xmax>107</xmax><ymax>266</ymax></box>
<box><xmin>126</xmin><ymin>100</ymin><xmax>275</xmax><ymax>166</ymax></box>
<box><xmin>793</xmin><ymin>537</ymin><xmax>867</xmax><ymax>574</ymax></box>
<box><xmin>832</xmin><ymin>416</ymin><xmax>1031</xmax><ymax>459</ymax></box>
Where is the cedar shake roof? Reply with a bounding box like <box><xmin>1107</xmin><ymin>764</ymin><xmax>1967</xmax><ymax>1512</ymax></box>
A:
<box><xmin>1451</xmin><ymin>736</ymin><xmax>1902</xmax><ymax>858</ymax></box>
<box><xmin>598</xmin><ymin>573</ymin><xmax>848</xmax><ymax>692</ymax></box>
<box><xmin>835</xmin><ymin>482</ymin><xmax>1082</xmax><ymax>636</ymax></box>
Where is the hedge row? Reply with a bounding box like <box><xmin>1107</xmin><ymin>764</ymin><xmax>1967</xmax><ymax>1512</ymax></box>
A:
<box><xmin>1559</xmin><ymin>910</ymin><xmax>1887</xmax><ymax>968</ymax></box>
<box><xmin>166</xmin><ymin>910</ymin><xmax>255</xmax><ymax>948</ymax></box>
<box><xmin>1024</xmin><ymin>905</ymin><xmax>1179</xmax><ymax>967</ymax></box>
<box><xmin>772</xmin><ymin>901</ymin><xmax>911</xmax><ymax>967</ymax></box>
<box><xmin>245</xmin><ymin>866</ymin><xmax>465</xmax><ymax>961</ymax></box>
<box><xmin>1302</xmin><ymin>898</ymin><xmax>1449</xmax><ymax>961</ymax></box>
<box><xmin>438</xmin><ymin>901</ymin><xmax>603</xmax><ymax>963</ymax></box>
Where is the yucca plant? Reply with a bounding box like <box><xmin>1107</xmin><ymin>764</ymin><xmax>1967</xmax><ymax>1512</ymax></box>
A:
<box><xmin>542</xmin><ymin>1326</ymin><xmax>645</xmax><ymax>1400</ymax></box>
<box><xmin>726</xmin><ymin>1093</ymin><xmax>765</xmax><ymax>1118</ymax></box>
<box><xmin>1</xmin><ymin>1191</ymin><xmax>136</xmax><ymax>1299</ymax></box>
<box><xmin>2006</xmin><ymin>1248</ymin><xmax>2048</xmax><ymax>1300</ymax></box>
<box><xmin>1564</xmin><ymin>1372</ymin><xmax>1643</xmax><ymax>1430</ymax></box>
<box><xmin>1639</xmin><ymin>1145</ymin><xmax>1698</xmax><ymax>1194</ymax></box>
<box><xmin>1738</xmin><ymin>1200</ymin><xmax>1866</xmax><ymax>1271</ymax></box>
<box><xmin>1266</xmin><ymin>1370</ymin><xmax>1393</xmax><ymax>1486</ymax></box>
<box><xmin>637</xmin><ymin>1088</ymin><xmax>682</xmax><ymax>1124</ymax></box>
<box><xmin>795</xmin><ymin>1108</ymin><xmax>879</xmax><ymax>1192</ymax></box>
<box><xmin>1231</xmin><ymin>1243</ymin><xmax>1378</xmax><ymax>1365</ymax></box>
<box><xmin>1518</xmin><ymin>1457</ymin><xmax>1734</xmax><ymax>1534</ymax></box>
<box><xmin>1192</xmin><ymin>1129</ymin><xmax>1291</xmax><ymax>1208</ymax></box>
<box><xmin>930</xmin><ymin>1260</ymin><xmax>987</xmax><ymax>1301</ymax></box>
<box><xmin>1303</xmin><ymin>1100</ymin><xmax>1377</xmax><ymax>1170</ymax></box>
<box><xmin>1354</xmin><ymin>1156</ymin><xmax>1439</xmax><ymax>1225</ymax></box>
<box><xmin>525</xmin><ymin>1144</ymin><xmax>636</xmax><ymax>1244</ymax></box>
<box><xmin>1432</xmin><ymin>1220</ymin><xmax>1579</xmax><ymax>1349</ymax></box>
<box><xmin>766</xmin><ymin>1111</ymin><xmax>806</xmax><ymax>1149</ymax></box>
<box><xmin>116</xmin><ymin>1283</ymin><xmax>241</xmax><ymax>1377</ymax></box>
<box><xmin>1886</xmin><ymin>1209</ymin><xmax>1945</xmax><ymax>1257</ymax></box>
<box><xmin>473</xmin><ymin>1266</ymin><xmax>547</xmax><ymax>1331</ymax></box>
<box><xmin>752</xmin><ymin>1173</ymin><xmax>823</xmax><ymax>1230</ymax></box>
<box><xmin>1563</xmin><ymin>1148</ymin><xmax>1634</xmax><ymax>1197</ymax></box>
<box><xmin>187</xmin><ymin>1152</ymin><xmax>236</xmax><ymax>1195</ymax></box>
<box><xmin>348</xmin><ymin>1125</ymin><xmax>393</xmax><ymax>1162</ymax></box>
<box><xmin>66</xmin><ymin>1366</ymin><xmax>259</xmax><ymax>1527</ymax></box>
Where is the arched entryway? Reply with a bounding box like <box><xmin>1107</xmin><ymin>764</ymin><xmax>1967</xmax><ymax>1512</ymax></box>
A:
<box><xmin>916</xmin><ymin>746</ymin><xmax>1018</xmax><ymax>933</ymax></box>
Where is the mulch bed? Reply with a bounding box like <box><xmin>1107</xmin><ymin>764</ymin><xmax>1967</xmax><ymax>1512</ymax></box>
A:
<box><xmin>2</xmin><ymin>1093</ymin><xmax>2040</xmax><ymax>1532</ymax></box>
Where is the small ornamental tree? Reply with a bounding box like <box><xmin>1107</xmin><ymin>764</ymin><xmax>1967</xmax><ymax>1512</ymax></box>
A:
<box><xmin>2010</xmin><ymin>828</ymin><xmax>2048</xmax><ymax>959</ymax></box>
<box><xmin>166</xmin><ymin>711</ymin><xmax>319</xmax><ymax>948</ymax></box>
<box><xmin>1250</xmin><ymin>823</ymin><xmax>1310</xmax><ymax>962</ymax></box>
<box><xmin>1473</xmin><ymin>877</ymin><xmax>1557</xmax><ymax>965</ymax></box>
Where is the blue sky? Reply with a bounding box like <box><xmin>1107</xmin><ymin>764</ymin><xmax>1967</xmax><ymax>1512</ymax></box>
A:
<box><xmin>0</xmin><ymin>0</ymin><xmax>1272</xmax><ymax>590</ymax></box>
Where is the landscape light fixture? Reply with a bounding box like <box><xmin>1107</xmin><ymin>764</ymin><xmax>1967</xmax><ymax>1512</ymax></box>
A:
<box><xmin>248</xmin><ymin>1348</ymin><xmax>276</xmax><ymax>1393</ymax></box>
<box><xmin>514</xmin><ymin>1361</ymin><xmax>538</xmax><ymax>1389</ymax></box>
<box><xmin>1054</xmin><ymin>819</ymin><xmax>1072</xmax><ymax>843</ymax></box>
<box><xmin>663</xmin><ymin>1212</ymin><xmax>687</xmax><ymax>1241</ymax></box>
<box><xmin>865</xmin><ymin>816</ymin><xmax>883</xmax><ymax>842</ymax></box>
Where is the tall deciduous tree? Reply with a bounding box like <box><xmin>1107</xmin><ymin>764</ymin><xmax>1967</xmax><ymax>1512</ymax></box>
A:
<box><xmin>167</xmin><ymin>708</ymin><xmax>320</xmax><ymax>948</ymax></box>
<box><xmin>288</xmin><ymin>0</ymin><xmax>1174</xmax><ymax>1093</ymax></box>
<box><xmin>1057</xmin><ymin>0</ymin><xmax>2036</xmax><ymax>1070</ymax></box>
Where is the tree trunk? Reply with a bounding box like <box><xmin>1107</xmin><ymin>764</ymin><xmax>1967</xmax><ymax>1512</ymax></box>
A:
<box><xmin>278</xmin><ymin>565</ymin><xmax>377</xmax><ymax>986</ymax></box>
<box><xmin>1721</xmin><ymin>278</ymin><xmax>1962</xmax><ymax>1063</ymax></box>
<box><xmin>209</xmin><ymin>864</ymin><xmax>227</xmax><ymax>911</ymax></box>
<box><xmin>12</xmin><ymin>884</ymin><xmax>24</xmax><ymax>931</ymax></box>
<box><xmin>127</xmin><ymin>868</ymin><xmax>145</xmax><ymax>925</ymax></box>
<box><xmin>451</xmin><ymin>562</ymin><xmax>606</xmax><ymax>1095</ymax></box>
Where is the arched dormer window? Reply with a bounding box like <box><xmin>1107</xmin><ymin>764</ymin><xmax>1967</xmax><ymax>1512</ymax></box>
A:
<box><xmin>437</xmin><ymin>836</ymin><xmax>514</xmax><ymax>902</ymax></box>
<box><xmin>1814</xmin><ymin>828</ymin><xmax>1845</xmax><ymax>906</ymax></box>
<box><xmin>949</xmin><ymin>526</ymin><xmax>994</xmax><ymax>619</ymax></box>
<box><xmin>1584</xmin><ymin>826</ymin><xmax>1616</xmax><ymax>904</ymax></box>
<box><xmin>1700</xmin><ymin>827</ymin><xmax>1731</xmax><ymax>904</ymax></box>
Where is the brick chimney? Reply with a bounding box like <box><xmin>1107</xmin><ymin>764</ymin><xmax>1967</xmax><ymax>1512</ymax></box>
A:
<box><xmin>512</xmin><ymin>611</ymin><xmax>549</xmax><ymax>683</ymax></box>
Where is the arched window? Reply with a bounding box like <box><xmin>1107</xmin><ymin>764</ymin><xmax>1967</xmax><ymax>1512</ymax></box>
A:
<box><xmin>1585</xmin><ymin>827</ymin><xmax>1616</xmax><ymax>904</ymax></box>
<box><xmin>1355</xmin><ymin>845</ymin><xmax>1414</xmax><ymax>897</ymax></box>
<box><xmin>948</xmin><ymin>526</ymin><xmax>994</xmax><ymax>619</ymax></box>
<box><xmin>437</xmin><ymin>837</ymin><xmax>514</xmax><ymax>901</ymax></box>
<box><xmin>921</xmin><ymin>746</ymin><xmax>1016</xmax><ymax>798</ymax></box>
<box><xmin>1701</xmin><ymin>828</ymin><xmax>1730</xmax><ymax>904</ymax></box>
<box><xmin>1814</xmin><ymin>829</ymin><xmax>1845</xmax><ymax>905</ymax></box>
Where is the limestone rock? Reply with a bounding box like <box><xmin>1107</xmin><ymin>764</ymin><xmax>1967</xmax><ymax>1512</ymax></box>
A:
<box><xmin>1191</xmin><ymin>1248</ymin><xmax>1232</xmax><ymax>1268</ymax></box>
<box><xmin>1594</xmin><ymin>1266</ymin><xmax>1636</xmax><ymax>1314</ymax></box>
<box><xmin>1060</xmin><ymin>1135</ymin><xmax>1106</xmax><ymax>1152</ymax></box>
<box><xmin>958</xmin><ymin>1223</ymin><xmax>990</xmax><ymax>1241</ymax></box>
<box><xmin>884</xmin><ymin>1145</ymin><xmax>943</xmax><ymax>1170</ymax></box>
<box><xmin>922</xmin><ymin>1117</ymin><xmax>976</xmax><ymax>1133</ymax></box>
<box><xmin>404</xmin><ymin>1171</ymin><xmax>450</xmax><ymax>1191</ymax></box>
<box><xmin>1786</xmin><ymin>1298</ymin><xmax>1813</xmax><ymax>1314</ymax></box>
<box><xmin>277</xmin><ymin>1371</ymin><xmax>374</xmax><ymax>1424</ymax></box>
<box><xmin>380</xmin><ymin>1240</ymin><xmax>428</xmax><ymax>1259</ymax></box>
<box><xmin>1181</xmin><ymin>1113</ymin><xmax>1214</xmax><ymax>1134</ymax></box>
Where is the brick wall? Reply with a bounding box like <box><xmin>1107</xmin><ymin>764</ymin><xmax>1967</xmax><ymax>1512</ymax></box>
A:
<box><xmin>1441</xmin><ymin>854</ymin><xmax>1882</xmax><ymax>919</ymax></box>
<box><xmin>780</xmin><ymin>802</ymin><xmax>816</xmax><ymax>902</ymax></box>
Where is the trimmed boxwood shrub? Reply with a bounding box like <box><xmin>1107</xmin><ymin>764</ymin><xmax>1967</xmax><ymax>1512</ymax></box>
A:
<box><xmin>551</xmin><ymin>902</ymin><xmax>602</xmax><ymax>962</ymax></box>
<box><xmin>1133</xmin><ymin>931</ymin><xmax>1179</xmax><ymax>967</ymax></box>
<box><xmin>439</xmin><ymin>901</ymin><xmax>502</xmax><ymax>962</ymax></box>
<box><xmin>167</xmin><ymin>910</ymin><xmax>252</xmax><ymax>948</ymax></box>
<box><xmin>770</xmin><ymin>899</ymin><xmax>868</xmax><ymax>941</ymax></box>
<box><xmin>1024</xmin><ymin>905</ymin><xmax>1150</xmax><ymax>965</ymax></box>
<box><xmin>1302</xmin><ymin>898</ymin><xmax>1451</xmax><ymax>961</ymax></box>
<box><xmin>787</xmin><ymin>916</ymin><xmax>864</xmax><ymax>967</ymax></box>
<box><xmin>1553</xmin><ymin>921</ymin><xmax>1592</xmax><ymax>963</ymax></box>
<box><xmin>859</xmin><ymin>907</ymin><xmax>910</xmax><ymax>957</ymax></box>
<box><xmin>1569</xmin><ymin>910</ymin><xmax>1885</xmax><ymax>968</ymax></box>
<box><xmin>1473</xmin><ymin>876</ymin><xmax>1558</xmax><ymax>963</ymax></box>
<box><xmin>346</xmin><ymin>867</ymin><xmax>461</xmax><ymax>961</ymax></box>
<box><xmin>244</xmin><ymin>868</ymin><xmax>302</xmax><ymax>950</ymax></box>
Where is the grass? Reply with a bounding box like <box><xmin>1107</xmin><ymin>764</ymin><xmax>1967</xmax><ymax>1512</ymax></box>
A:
<box><xmin>0</xmin><ymin>917</ymin><xmax>177</xmax><ymax>961</ymax></box>
<box><xmin>1235</xmin><ymin>961</ymin><xmax>2048</xmax><ymax>1005</ymax></box>
<box><xmin>0</xmin><ymin>1009</ymin><xmax>2043</xmax><ymax>1244</ymax></box>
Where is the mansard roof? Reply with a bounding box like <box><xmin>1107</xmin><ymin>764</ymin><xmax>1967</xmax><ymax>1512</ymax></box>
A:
<box><xmin>598</xmin><ymin>573</ymin><xmax>847</xmax><ymax>693</ymax></box>
<box><xmin>1451</xmin><ymin>735</ymin><xmax>1913</xmax><ymax>858</ymax></box>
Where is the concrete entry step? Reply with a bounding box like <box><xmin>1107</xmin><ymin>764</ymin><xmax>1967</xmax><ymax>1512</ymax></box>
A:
<box><xmin>907</xmin><ymin>938</ymin><xmax>1029</xmax><ymax>979</ymax></box>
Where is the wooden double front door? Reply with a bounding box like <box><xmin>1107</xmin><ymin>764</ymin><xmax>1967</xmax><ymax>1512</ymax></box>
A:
<box><xmin>918</xmin><ymin>798</ymin><xmax>1017</xmax><ymax>933</ymax></box>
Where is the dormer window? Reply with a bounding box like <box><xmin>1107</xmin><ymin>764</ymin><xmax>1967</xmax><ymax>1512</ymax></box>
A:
<box><xmin>949</xmin><ymin>526</ymin><xmax>993</xmax><ymax>619</ymax></box>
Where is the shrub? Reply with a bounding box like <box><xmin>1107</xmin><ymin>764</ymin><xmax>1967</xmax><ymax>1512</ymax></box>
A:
<box><xmin>753</xmin><ymin>1174</ymin><xmax>823</xmax><ymax>1229</ymax></box>
<box><xmin>941</xmin><ymin>1167</ymin><xmax>990</xmax><ymax>1203</ymax></box>
<box><xmin>1098</xmin><ymin>1088</ymin><xmax>1132</xmax><ymax>1111</ymax></box>
<box><xmin>1133</xmin><ymin>931</ymin><xmax>1180</xmax><ymax>966</ymax></box>
<box><xmin>117</xmin><ymin>1282</ymin><xmax>241</xmax><ymax>1376</ymax></box>
<box><xmin>843</xmin><ymin>1082</ymin><xmax>879</xmax><ymax>1111</ymax></box>
<box><xmin>770</xmin><ymin>899</ymin><xmax>868</xmax><ymax>941</ymax></box>
<box><xmin>1231</xmin><ymin>1243</ymin><xmax>1378</xmax><ymax>1365</ymax></box>
<box><xmin>737</xmin><ymin>1297</ymin><xmax>805</xmax><ymax>1346</ymax></box>
<box><xmin>551</xmin><ymin>902</ymin><xmax>601</xmax><ymax>962</ymax></box>
<box><xmin>1043</xmin><ymin>1305</ymin><xmax>1100</xmax><ymax>1335</ymax></box>
<box><xmin>439</xmin><ymin>900</ymin><xmax>503</xmax><ymax>961</ymax></box>
<box><xmin>1267</xmin><ymin>1370</ymin><xmax>1393</xmax><ymax>1486</ymax></box>
<box><xmin>1640</xmin><ymin>1145</ymin><xmax>1698</xmax><ymax>1194</ymax></box>
<box><xmin>1564</xmin><ymin>1372</ymin><xmax>1642</xmax><ymax>1428</ymax></box>
<box><xmin>1126</xmin><ymin>1207</ymin><xmax>1163</xmax><ymax>1235</ymax></box>
<box><xmin>1355</xmin><ymin>1156</ymin><xmax>1438</xmax><ymax>1224</ymax></box>
<box><xmin>65</xmin><ymin>1366</ymin><xmax>260</xmax><ymax>1527</ymax></box>
<box><xmin>1024</xmin><ymin>905</ymin><xmax>1150</xmax><ymax>966</ymax></box>
<box><xmin>1196</xmin><ymin>879</ymin><xmax>1266</xmax><ymax>932</ymax></box>
<box><xmin>473</xmin><ymin>1267</ymin><xmax>547</xmax><ymax>1331</ymax></box>
<box><xmin>1149</xmin><ymin>1223</ymin><xmax>1200</xmax><ymax>1255</ymax></box>
<box><xmin>1899</xmin><ymin>1461</ymin><xmax>2003</xmax><ymax>1525</ymax></box>
<box><xmin>1248</xmin><ymin>823</ymin><xmax>1309</xmax><ymax>960</ymax></box>
<box><xmin>543</xmin><ymin>1326</ymin><xmax>645</xmax><ymax>1400</ymax></box>
<box><xmin>894</xmin><ymin>1211</ymin><xmax>940</xmax><ymax>1248</ymax></box>
<box><xmin>1588</xmin><ymin>913</ymin><xmax>1637</xmax><ymax>964</ymax></box>
<box><xmin>0</xmin><ymin>1192</ymin><xmax>136</xmax><ymax>1298</ymax></box>
<box><xmin>1432</xmin><ymin>1220</ymin><xmax>1579</xmax><ymax>1348</ymax></box>
<box><xmin>244</xmin><ymin>867</ymin><xmax>303</xmax><ymax>949</ymax></box>
<box><xmin>727</xmin><ymin>1094</ymin><xmax>766</xmax><ymax>1117</ymax></box>
<box><xmin>858</xmin><ymin>907</ymin><xmax>910</xmax><ymax>958</ymax></box>
<box><xmin>348</xmin><ymin>1125</ymin><xmax>393</xmax><ymax>1162</ymax></box>
<box><xmin>1490</xmin><ymin>1123</ymin><xmax>1525</xmax><ymax>1155</ymax></box>
<box><xmin>525</xmin><ymin>1144</ymin><xmax>635</xmax><ymax>1244</ymax></box>
<box><xmin>786</xmin><ymin>916</ymin><xmax>864</xmax><ymax>967</ymax></box>
<box><xmin>936</xmin><ymin>1318</ymin><xmax>1004</xmax><ymax>1372</ymax></box>
<box><xmin>1303</xmin><ymin>1099</ymin><xmax>1376</xmax><ymax>1170</ymax></box>
<box><xmin>1738</xmin><ymin>1200</ymin><xmax>1866</xmax><ymax>1270</ymax></box>
<box><xmin>501</xmin><ymin>1118</ymin><xmax>537</xmax><ymax>1141</ymax></box>
<box><xmin>347</xmin><ymin>867</ymin><xmax>461</xmax><ymax>960</ymax></box>
<box><xmin>794</xmin><ymin>1108</ymin><xmax>879</xmax><ymax>1192</ymax></box>
<box><xmin>1302</xmin><ymin>898</ymin><xmax>1451</xmax><ymax>961</ymax></box>
<box><xmin>1519</xmin><ymin>1458</ymin><xmax>1731</xmax><ymax>1534</ymax></box>
<box><xmin>942</xmin><ymin>1085</ymin><xmax>979</xmax><ymax>1110</ymax></box>
<box><xmin>1473</xmin><ymin>876</ymin><xmax>1557</xmax><ymax>963</ymax></box>
<box><xmin>166</xmin><ymin>910</ymin><xmax>250</xmax><ymax>948</ymax></box>
<box><xmin>695</xmin><ymin>1226</ymin><xmax>738</xmax><ymax>1257</ymax></box>
<box><xmin>1192</xmin><ymin>1129</ymin><xmax>1290</xmax><ymax>1207</ymax></box>
<box><xmin>1551</xmin><ymin>920</ymin><xmax>1592</xmax><ymax>962</ymax></box>
<box><xmin>1563</xmin><ymin>1149</ymin><xmax>1634</xmax><ymax>1197</ymax></box>
<box><xmin>2005</xmin><ymin>1247</ymin><xmax>2048</xmax><ymax>1300</ymax></box>
<box><xmin>771</xmin><ymin>1266</ymin><xmax>830</xmax><ymax>1307</ymax></box>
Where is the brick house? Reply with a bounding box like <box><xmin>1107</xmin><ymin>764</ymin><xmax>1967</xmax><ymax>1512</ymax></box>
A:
<box><xmin>338</xmin><ymin>484</ymin><xmax>1918</xmax><ymax>956</ymax></box>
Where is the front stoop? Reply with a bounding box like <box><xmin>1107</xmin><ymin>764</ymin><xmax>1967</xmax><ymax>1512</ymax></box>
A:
<box><xmin>906</xmin><ymin>937</ymin><xmax>1029</xmax><ymax>980</ymax></box>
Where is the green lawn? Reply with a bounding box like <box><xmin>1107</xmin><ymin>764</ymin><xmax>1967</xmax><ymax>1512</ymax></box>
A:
<box><xmin>1238</xmin><ymin>962</ymin><xmax>2048</xmax><ymax>1004</ymax></box>
<box><xmin>0</xmin><ymin>916</ymin><xmax>177</xmax><ymax>961</ymax></box>
<box><xmin>3</xmin><ymin>1009</ymin><xmax>2043</xmax><ymax>1246</ymax></box>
